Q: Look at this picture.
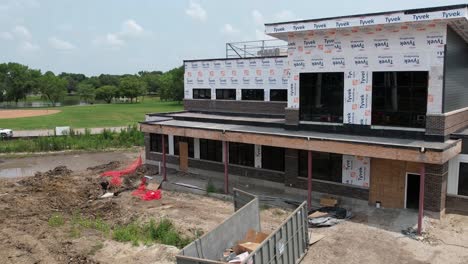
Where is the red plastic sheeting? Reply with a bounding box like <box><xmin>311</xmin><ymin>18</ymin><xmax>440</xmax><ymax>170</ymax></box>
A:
<box><xmin>131</xmin><ymin>178</ymin><xmax>162</xmax><ymax>201</ymax></box>
<box><xmin>101</xmin><ymin>156</ymin><xmax>142</xmax><ymax>178</ymax></box>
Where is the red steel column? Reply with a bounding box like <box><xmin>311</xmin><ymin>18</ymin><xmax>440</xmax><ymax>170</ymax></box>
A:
<box><xmin>224</xmin><ymin>141</ymin><xmax>229</xmax><ymax>194</ymax></box>
<box><xmin>418</xmin><ymin>164</ymin><xmax>425</xmax><ymax>235</ymax></box>
<box><xmin>162</xmin><ymin>135</ymin><xmax>167</xmax><ymax>182</ymax></box>
<box><xmin>308</xmin><ymin>150</ymin><xmax>312</xmax><ymax>211</ymax></box>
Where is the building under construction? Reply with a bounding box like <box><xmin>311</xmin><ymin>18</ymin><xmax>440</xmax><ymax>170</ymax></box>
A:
<box><xmin>141</xmin><ymin>4</ymin><xmax>468</xmax><ymax>221</ymax></box>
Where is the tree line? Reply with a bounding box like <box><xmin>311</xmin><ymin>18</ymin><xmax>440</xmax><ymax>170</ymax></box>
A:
<box><xmin>0</xmin><ymin>62</ymin><xmax>184</xmax><ymax>105</ymax></box>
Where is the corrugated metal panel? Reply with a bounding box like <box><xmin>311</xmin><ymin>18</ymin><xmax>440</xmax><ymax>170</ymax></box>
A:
<box><xmin>444</xmin><ymin>27</ymin><xmax>468</xmax><ymax>113</ymax></box>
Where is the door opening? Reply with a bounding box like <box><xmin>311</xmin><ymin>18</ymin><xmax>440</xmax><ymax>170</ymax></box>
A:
<box><xmin>406</xmin><ymin>173</ymin><xmax>420</xmax><ymax>209</ymax></box>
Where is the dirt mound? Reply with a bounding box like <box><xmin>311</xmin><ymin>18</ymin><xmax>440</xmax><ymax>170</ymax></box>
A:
<box><xmin>87</xmin><ymin>161</ymin><xmax>121</xmax><ymax>173</ymax></box>
<box><xmin>34</xmin><ymin>166</ymin><xmax>73</xmax><ymax>177</ymax></box>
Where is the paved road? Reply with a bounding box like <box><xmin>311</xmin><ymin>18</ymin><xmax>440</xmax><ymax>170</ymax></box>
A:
<box><xmin>12</xmin><ymin>126</ymin><xmax>128</xmax><ymax>138</ymax></box>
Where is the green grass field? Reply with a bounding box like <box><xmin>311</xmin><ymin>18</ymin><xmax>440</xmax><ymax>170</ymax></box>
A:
<box><xmin>0</xmin><ymin>97</ymin><xmax>182</xmax><ymax>130</ymax></box>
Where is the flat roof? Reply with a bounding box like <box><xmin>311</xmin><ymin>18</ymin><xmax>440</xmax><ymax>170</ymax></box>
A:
<box><xmin>264</xmin><ymin>4</ymin><xmax>468</xmax><ymax>40</ymax></box>
<box><xmin>143</xmin><ymin>118</ymin><xmax>458</xmax><ymax>152</ymax></box>
<box><xmin>265</xmin><ymin>4</ymin><xmax>467</xmax><ymax>26</ymax></box>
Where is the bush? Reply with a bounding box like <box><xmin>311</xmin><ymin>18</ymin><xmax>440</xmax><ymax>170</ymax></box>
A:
<box><xmin>0</xmin><ymin>125</ymin><xmax>143</xmax><ymax>153</ymax></box>
<box><xmin>48</xmin><ymin>213</ymin><xmax>65</xmax><ymax>227</ymax></box>
<box><xmin>112</xmin><ymin>219</ymin><xmax>192</xmax><ymax>248</ymax></box>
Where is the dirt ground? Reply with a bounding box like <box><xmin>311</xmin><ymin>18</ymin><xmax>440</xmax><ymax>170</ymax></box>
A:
<box><xmin>0</xmin><ymin>109</ymin><xmax>61</xmax><ymax>119</ymax></box>
<box><xmin>0</xmin><ymin>157</ymin><xmax>288</xmax><ymax>264</ymax></box>
<box><xmin>1</xmin><ymin>153</ymin><xmax>468</xmax><ymax>263</ymax></box>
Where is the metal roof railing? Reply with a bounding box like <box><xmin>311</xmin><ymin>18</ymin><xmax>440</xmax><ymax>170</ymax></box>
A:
<box><xmin>226</xmin><ymin>39</ymin><xmax>287</xmax><ymax>59</ymax></box>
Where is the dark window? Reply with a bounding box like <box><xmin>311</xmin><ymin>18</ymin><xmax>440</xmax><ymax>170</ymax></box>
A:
<box><xmin>229</xmin><ymin>142</ymin><xmax>254</xmax><ymax>167</ymax></box>
<box><xmin>270</xmin><ymin>89</ymin><xmax>287</xmax><ymax>102</ymax></box>
<box><xmin>298</xmin><ymin>151</ymin><xmax>342</xmax><ymax>183</ymax></box>
<box><xmin>299</xmin><ymin>72</ymin><xmax>344</xmax><ymax>122</ymax></box>
<box><xmin>149</xmin><ymin>133</ymin><xmax>168</xmax><ymax>153</ymax></box>
<box><xmin>174</xmin><ymin>136</ymin><xmax>194</xmax><ymax>158</ymax></box>
<box><xmin>200</xmin><ymin>139</ymin><xmax>222</xmax><ymax>162</ymax></box>
<box><xmin>216</xmin><ymin>89</ymin><xmax>236</xmax><ymax>100</ymax></box>
<box><xmin>241</xmin><ymin>89</ymin><xmax>264</xmax><ymax>101</ymax></box>
<box><xmin>193</xmin><ymin>89</ymin><xmax>211</xmax><ymax>99</ymax></box>
<box><xmin>262</xmin><ymin>146</ymin><xmax>285</xmax><ymax>171</ymax></box>
<box><xmin>372</xmin><ymin>72</ymin><xmax>428</xmax><ymax>128</ymax></box>
<box><xmin>459</xmin><ymin>163</ymin><xmax>468</xmax><ymax>196</ymax></box>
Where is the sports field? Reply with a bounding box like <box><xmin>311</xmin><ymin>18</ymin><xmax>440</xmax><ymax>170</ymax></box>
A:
<box><xmin>0</xmin><ymin>97</ymin><xmax>182</xmax><ymax>130</ymax></box>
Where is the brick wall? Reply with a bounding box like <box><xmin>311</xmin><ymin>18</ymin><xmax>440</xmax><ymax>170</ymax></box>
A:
<box><xmin>285</xmin><ymin>108</ymin><xmax>300</xmax><ymax>126</ymax></box>
<box><xmin>424</xmin><ymin>163</ymin><xmax>449</xmax><ymax>213</ymax></box>
<box><xmin>426</xmin><ymin>108</ymin><xmax>468</xmax><ymax>136</ymax></box>
<box><xmin>446</xmin><ymin>195</ymin><xmax>468</xmax><ymax>214</ymax></box>
<box><xmin>183</xmin><ymin>99</ymin><xmax>286</xmax><ymax>116</ymax></box>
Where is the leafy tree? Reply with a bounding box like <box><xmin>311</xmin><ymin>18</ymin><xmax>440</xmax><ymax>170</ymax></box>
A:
<box><xmin>59</xmin><ymin>72</ymin><xmax>87</xmax><ymax>93</ymax></box>
<box><xmin>1</xmin><ymin>63</ymin><xmax>40</xmax><ymax>103</ymax></box>
<box><xmin>77</xmin><ymin>83</ymin><xmax>96</xmax><ymax>104</ymax></box>
<box><xmin>119</xmin><ymin>76</ymin><xmax>147</xmax><ymax>103</ymax></box>
<box><xmin>96</xmin><ymin>85</ymin><xmax>118</xmax><ymax>103</ymax></box>
<box><xmin>98</xmin><ymin>74</ymin><xmax>120</xmax><ymax>87</ymax></box>
<box><xmin>39</xmin><ymin>71</ymin><xmax>67</xmax><ymax>106</ymax></box>
<box><xmin>138</xmin><ymin>71</ymin><xmax>162</xmax><ymax>94</ymax></box>
<box><xmin>158</xmin><ymin>66</ymin><xmax>184</xmax><ymax>102</ymax></box>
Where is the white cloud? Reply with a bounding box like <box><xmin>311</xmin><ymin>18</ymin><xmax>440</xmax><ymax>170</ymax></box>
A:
<box><xmin>0</xmin><ymin>31</ymin><xmax>13</xmax><ymax>40</ymax></box>
<box><xmin>221</xmin><ymin>24</ymin><xmax>239</xmax><ymax>35</ymax></box>
<box><xmin>93</xmin><ymin>19</ymin><xmax>148</xmax><ymax>49</ymax></box>
<box><xmin>252</xmin><ymin>10</ymin><xmax>264</xmax><ymax>26</ymax></box>
<box><xmin>121</xmin><ymin>19</ymin><xmax>144</xmax><ymax>36</ymax></box>
<box><xmin>13</xmin><ymin>25</ymin><xmax>32</xmax><ymax>39</ymax></box>
<box><xmin>274</xmin><ymin>10</ymin><xmax>296</xmax><ymax>21</ymax></box>
<box><xmin>185</xmin><ymin>0</ymin><xmax>207</xmax><ymax>21</ymax></box>
<box><xmin>19</xmin><ymin>41</ymin><xmax>39</xmax><ymax>52</ymax></box>
<box><xmin>48</xmin><ymin>37</ymin><xmax>76</xmax><ymax>50</ymax></box>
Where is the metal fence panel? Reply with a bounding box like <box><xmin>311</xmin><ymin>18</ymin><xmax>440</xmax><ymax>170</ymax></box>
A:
<box><xmin>176</xmin><ymin>189</ymin><xmax>260</xmax><ymax>263</ymax></box>
<box><xmin>176</xmin><ymin>189</ymin><xmax>309</xmax><ymax>264</ymax></box>
<box><xmin>242</xmin><ymin>201</ymin><xmax>309</xmax><ymax>264</ymax></box>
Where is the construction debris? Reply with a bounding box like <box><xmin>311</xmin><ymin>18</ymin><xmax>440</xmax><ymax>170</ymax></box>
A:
<box><xmin>220</xmin><ymin>229</ymin><xmax>269</xmax><ymax>262</ymax></box>
<box><xmin>308</xmin><ymin>207</ymin><xmax>353</xmax><ymax>228</ymax></box>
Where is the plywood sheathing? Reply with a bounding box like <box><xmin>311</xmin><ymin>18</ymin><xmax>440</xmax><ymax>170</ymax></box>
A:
<box><xmin>369</xmin><ymin>159</ymin><xmax>421</xmax><ymax>208</ymax></box>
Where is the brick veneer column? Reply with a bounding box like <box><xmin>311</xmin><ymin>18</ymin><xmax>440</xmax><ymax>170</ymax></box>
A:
<box><xmin>285</xmin><ymin>108</ymin><xmax>300</xmax><ymax>126</ymax></box>
<box><xmin>424</xmin><ymin>162</ymin><xmax>449</xmax><ymax>214</ymax></box>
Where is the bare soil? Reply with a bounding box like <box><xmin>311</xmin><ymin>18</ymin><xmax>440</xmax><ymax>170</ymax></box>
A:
<box><xmin>0</xmin><ymin>160</ymin><xmax>287</xmax><ymax>264</ymax></box>
<box><xmin>0</xmin><ymin>109</ymin><xmax>61</xmax><ymax>119</ymax></box>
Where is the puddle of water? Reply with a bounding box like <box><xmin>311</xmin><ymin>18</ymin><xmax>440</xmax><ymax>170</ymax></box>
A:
<box><xmin>0</xmin><ymin>167</ymin><xmax>36</xmax><ymax>178</ymax></box>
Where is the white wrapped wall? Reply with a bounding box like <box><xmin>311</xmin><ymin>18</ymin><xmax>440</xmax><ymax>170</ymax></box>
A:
<box><xmin>184</xmin><ymin>57</ymin><xmax>289</xmax><ymax>100</ymax></box>
<box><xmin>287</xmin><ymin>21</ymin><xmax>448</xmax><ymax>123</ymax></box>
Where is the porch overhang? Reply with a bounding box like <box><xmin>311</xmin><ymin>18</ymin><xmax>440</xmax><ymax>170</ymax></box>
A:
<box><xmin>140</xmin><ymin>119</ymin><xmax>461</xmax><ymax>165</ymax></box>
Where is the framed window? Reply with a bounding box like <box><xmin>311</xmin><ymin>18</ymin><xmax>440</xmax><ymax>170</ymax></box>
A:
<box><xmin>200</xmin><ymin>139</ymin><xmax>222</xmax><ymax>162</ymax></box>
<box><xmin>298</xmin><ymin>151</ymin><xmax>342</xmax><ymax>183</ymax></box>
<box><xmin>459</xmin><ymin>163</ymin><xmax>468</xmax><ymax>196</ymax></box>
<box><xmin>241</xmin><ymin>89</ymin><xmax>264</xmax><ymax>101</ymax></box>
<box><xmin>149</xmin><ymin>133</ymin><xmax>168</xmax><ymax>153</ymax></box>
<box><xmin>229</xmin><ymin>142</ymin><xmax>254</xmax><ymax>167</ymax></box>
<box><xmin>372</xmin><ymin>71</ymin><xmax>428</xmax><ymax>128</ymax></box>
<box><xmin>270</xmin><ymin>89</ymin><xmax>287</xmax><ymax>102</ymax></box>
<box><xmin>174</xmin><ymin>136</ymin><xmax>194</xmax><ymax>158</ymax></box>
<box><xmin>299</xmin><ymin>72</ymin><xmax>344</xmax><ymax>123</ymax></box>
<box><xmin>193</xmin><ymin>89</ymin><xmax>211</xmax><ymax>99</ymax></box>
<box><xmin>261</xmin><ymin>146</ymin><xmax>285</xmax><ymax>171</ymax></box>
<box><xmin>216</xmin><ymin>89</ymin><xmax>236</xmax><ymax>100</ymax></box>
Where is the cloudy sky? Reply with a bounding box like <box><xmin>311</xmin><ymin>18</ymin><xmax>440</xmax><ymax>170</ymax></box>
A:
<box><xmin>0</xmin><ymin>0</ymin><xmax>463</xmax><ymax>76</ymax></box>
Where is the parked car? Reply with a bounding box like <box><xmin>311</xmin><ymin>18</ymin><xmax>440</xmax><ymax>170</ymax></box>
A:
<box><xmin>0</xmin><ymin>128</ymin><xmax>13</xmax><ymax>138</ymax></box>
